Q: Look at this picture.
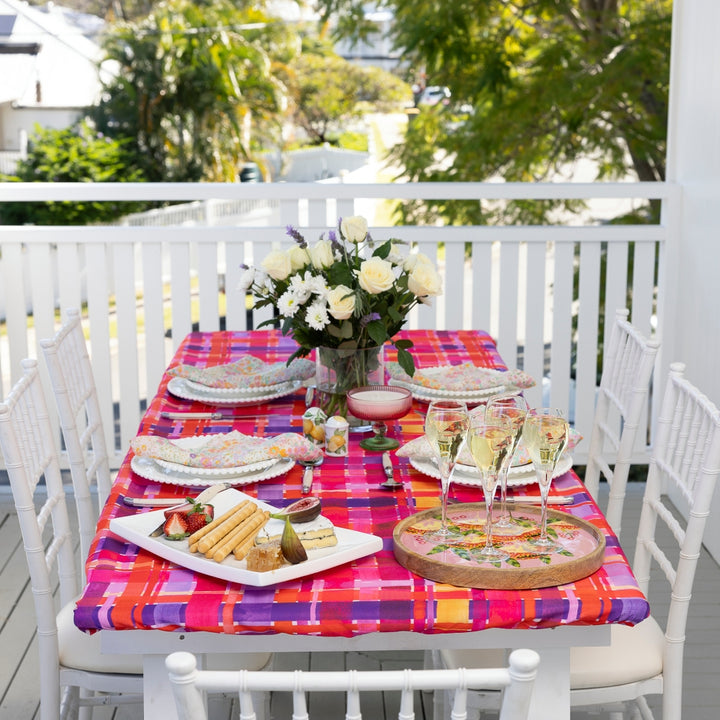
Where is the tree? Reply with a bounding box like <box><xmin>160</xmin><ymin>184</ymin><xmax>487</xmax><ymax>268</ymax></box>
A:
<box><xmin>288</xmin><ymin>51</ymin><xmax>411</xmax><ymax>145</ymax></box>
<box><xmin>0</xmin><ymin>122</ymin><xmax>147</xmax><ymax>225</ymax></box>
<box><xmin>316</xmin><ymin>0</ymin><xmax>671</xmax><ymax>224</ymax></box>
<box><xmin>91</xmin><ymin>0</ymin><xmax>294</xmax><ymax>182</ymax></box>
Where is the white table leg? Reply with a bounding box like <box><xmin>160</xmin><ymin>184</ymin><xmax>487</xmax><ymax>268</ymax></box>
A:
<box><xmin>528</xmin><ymin>647</ymin><xmax>570</xmax><ymax>720</ymax></box>
<box><xmin>143</xmin><ymin>655</ymin><xmax>178</xmax><ymax>719</ymax></box>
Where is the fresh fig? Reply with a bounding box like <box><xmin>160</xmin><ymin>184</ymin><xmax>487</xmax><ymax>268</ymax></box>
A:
<box><xmin>280</xmin><ymin>516</ymin><xmax>308</xmax><ymax>564</ymax></box>
<box><xmin>274</xmin><ymin>496</ymin><xmax>322</xmax><ymax>524</ymax></box>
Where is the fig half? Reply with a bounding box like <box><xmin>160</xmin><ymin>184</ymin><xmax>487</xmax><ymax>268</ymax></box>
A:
<box><xmin>273</xmin><ymin>496</ymin><xmax>322</xmax><ymax>524</ymax></box>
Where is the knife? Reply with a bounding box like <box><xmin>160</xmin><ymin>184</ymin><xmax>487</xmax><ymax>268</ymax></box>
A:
<box><xmin>145</xmin><ymin>482</ymin><xmax>233</xmax><ymax>537</ymax></box>
<box><xmin>161</xmin><ymin>412</ymin><xmax>255</xmax><ymax>420</ymax></box>
<box><xmin>381</xmin><ymin>451</ymin><xmax>403</xmax><ymax>489</ymax></box>
<box><xmin>301</xmin><ymin>464</ymin><xmax>314</xmax><ymax>494</ymax></box>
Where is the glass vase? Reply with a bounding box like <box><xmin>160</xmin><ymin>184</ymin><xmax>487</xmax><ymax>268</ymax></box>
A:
<box><xmin>315</xmin><ymin>345</ymin><xmax>385</xmax><ymax>427</ymax></box>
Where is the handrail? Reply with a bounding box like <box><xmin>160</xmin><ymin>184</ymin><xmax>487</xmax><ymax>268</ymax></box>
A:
<box><xmin>0</xmin><ymin>180</ymin><xmax>673</xmax><ymax>469</ymax></box>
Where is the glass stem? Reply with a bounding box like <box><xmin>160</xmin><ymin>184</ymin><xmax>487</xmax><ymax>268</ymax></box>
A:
<box><xmin>439</xmin><ymin>458</ymin><xmax>452</xmax><ymax>534</ymax></box>
<box><xmin>484</xmin><ymin>476</ymin><xmax>495</xmax><ymax>552</ymax></box>
<box><xmin>373</xmin><ymin>420</ymin><xmax>387</xmax><ymax>439</ymax></box>
<box><xmin>498</xmin><ymin>469</ymin><xmax>508</xmax><ymax>522</ymax></box>
<box><xmin>538</xmin><ymin>470</ymin><xmax>551</xmax><ymax>542</ymax></box>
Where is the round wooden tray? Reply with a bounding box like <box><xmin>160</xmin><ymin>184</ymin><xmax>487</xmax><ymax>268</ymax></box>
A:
<box><xmin>393</xmin><ymin>502</ymin><xmax>606</xmax><ymax>589</ymax></box>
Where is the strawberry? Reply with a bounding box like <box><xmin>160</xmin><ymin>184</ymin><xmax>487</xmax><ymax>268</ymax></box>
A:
<box><xmin>163</xmin><ymin>512</ymin><xmax>189</xmax><ymax>540</ymax></box>
<box><xmin>186</xmin><ymin>507</ymin><xmax>213</xmax><ymax>534</ymax></box>
<box><xmin>163</xmin><ymin>497</ymin><xmax>215</xmax><ymax>523</ymax></box>
<box><xmin>163</xmin><ymin>499</ymin><xmax>196</xmax><ymax>519</ymax></box>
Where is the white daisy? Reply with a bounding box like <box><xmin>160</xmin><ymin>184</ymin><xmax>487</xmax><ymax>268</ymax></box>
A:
<box><xmin>308</xmin><ymin>274</ymin><xmax>329</xmax><ymax>297</ymax></box>
<box><xmin>278</xmin><ymin>289</ymin><xmax>301</xmax><ymax>317</ymax></box>
<box><xmin>237</xmin><ymin>267</ymin><xmax>256</xmax><ymax>292</ymax></box>
<box><xmin>305</xmin><ymin>300</ymin><xmax>330</xmax><ymax>331</ymax></box>
<box><xmin>290</xmin><ymin>271</ymin><xmax>313</xmax><ymax>303</ymax></box>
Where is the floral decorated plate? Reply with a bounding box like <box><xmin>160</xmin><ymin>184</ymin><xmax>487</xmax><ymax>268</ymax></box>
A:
<box><xmin>409</xmin><ymin>454</ymin><xmax>573</xmax><ymax>488</ymax></box>
<box><xmin>389</xmin><ymin>365</ymin><xmax>508</xmax><ymax>402</ymax></box>
<box><xmin>167</xmin><ymin>377</ymin><xmax>303</xmax><ymax>405</ymax></box>
<box><xmin>130</xmin><ymin>455</ymin><xmax>295</xmax><ymax>487</ymax></box>
<box><xmin>183</xmin><ymin>378</ymin><xmax>298</xmax><ymax>397</ymax></box>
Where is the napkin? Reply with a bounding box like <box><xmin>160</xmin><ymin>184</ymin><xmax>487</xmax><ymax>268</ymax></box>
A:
<box><xmin>386</xmin><ymin>361</ymin><xmax>536</xmax><ymax>391</ymax></box>
<box><xmin>167</xmin><ymin>354</ymin><xmax>315</xmax><ymax>390</ymax></box>
<box><xmin>130</xmin><ymin>431</ymin><xmax>323</xmax><ymax>468</ymax></box>
<box><xmin>397</xmin><ymin>428</ymin><xmax>582</xmax><ymax>468</ymax></box>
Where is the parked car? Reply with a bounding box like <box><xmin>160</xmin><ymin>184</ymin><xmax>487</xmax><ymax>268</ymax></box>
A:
<box><xmin>417</xmin><ymin>86</ymin><xmax>451</xmax><ymax>107</ymax></box>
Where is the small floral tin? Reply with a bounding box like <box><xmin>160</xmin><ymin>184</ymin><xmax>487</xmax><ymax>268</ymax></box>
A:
<box><xmin>302</xmin><ymin>407</ymin><xmax>327</xmax><ymax>447</ymax></box>
<box><xmin>324</xmin><ymin>415</ymin><xmax>349</xmax><ymax>456</ymax></box>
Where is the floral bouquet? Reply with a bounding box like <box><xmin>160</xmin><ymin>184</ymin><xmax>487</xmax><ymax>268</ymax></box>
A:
<box><xmin>238</xmin><ymin>216</ymin><xmax>442</xmax><ymax>418</ymax></box>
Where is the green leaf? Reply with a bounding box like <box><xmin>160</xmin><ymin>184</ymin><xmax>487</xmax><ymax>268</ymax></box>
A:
<box><xmin>339</xmin><ymin>320</ymin><xmax>354</xmax><ymax>339</ymax></box>
<box><xmin>366</xmin><ymin>319</ymin><xmax>387</xmax><ymax>347</ymax></box>
<box><xmin>327</xmin><ymin>263</ymin><xmax>355</xmax><ymax>286</ymax></box>
<box><xmin>373</xmin><ymin>240</ymin><xmax>392</xmax><ymax>259</ymax></box>
<box><xmin>396</xmin><ymin>346</ymin><xmax>416</xmax><ymax>377</ymax></box>
<box><xmin>394</xmin><ymin>338</ymin><xmax>413</xmax><ymax>351</ymax></box>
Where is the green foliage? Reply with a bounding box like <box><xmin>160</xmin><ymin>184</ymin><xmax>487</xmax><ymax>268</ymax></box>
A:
<box><xmin>240</xmin><ymin>216</ymin><xmax>442</xmax><ymax>372</ymax></box>
<box><xmin>0</xmin><ymin>123</ymin><xmax>147</xmax><ymax>225</ymax></box>
<box><xmin>317</xmin><ymin>0</ymin><xmax>671</xmax><ymax>226</ymax></box>
<box><xmin>288</xmin><ymin>50</ymin><xmax>412</xmax><ymax>145</ymax></box>
<box><xmin>91</xmin><ymin>0</ymin><xmax>292</xmax><ymax>182</ymax></box>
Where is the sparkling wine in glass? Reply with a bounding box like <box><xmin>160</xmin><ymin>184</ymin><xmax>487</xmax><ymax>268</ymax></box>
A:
<box><xmin>522</xmin><ymin>408</ymin><xmax>569</xmax><ymax>552</ymax></box>
<box><xmin>467</xmin><ymin>414</ymin><xmax>513</xmax><ymax>563</ymax></box>
<box><xmin>485</xmin><ymin>395</ymin><xmax>528</xmax><ymax>531</ymax></box>
<box><xmin>424</xmin><ymin>399</ymin><xmax>470</xmax><ymax>544</ymax></box>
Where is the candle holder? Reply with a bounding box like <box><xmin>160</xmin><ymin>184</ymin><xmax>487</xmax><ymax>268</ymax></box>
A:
<box><xmin>346</xmin><ymin>386</ymin><xmax>413</xmax><ymax>451</ymax></box>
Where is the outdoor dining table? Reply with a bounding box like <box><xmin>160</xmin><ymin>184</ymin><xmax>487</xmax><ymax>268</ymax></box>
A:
<box><xmin>73</xmin><ymin>329</ymin><xmax>650</xmax><ymax>720</ymax></box>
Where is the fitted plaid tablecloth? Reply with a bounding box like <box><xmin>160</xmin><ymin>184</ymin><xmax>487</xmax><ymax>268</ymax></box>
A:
<box><xmin>74</xmin><ymin>330</ymin><xmax>649</xmax><ymax>638</ymax></box>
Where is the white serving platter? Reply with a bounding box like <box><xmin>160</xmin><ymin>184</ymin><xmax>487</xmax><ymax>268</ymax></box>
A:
<box><xmin>110</xmin><ymin>489</ymin><xmax>383</xmax><ymax>587</ymax></box>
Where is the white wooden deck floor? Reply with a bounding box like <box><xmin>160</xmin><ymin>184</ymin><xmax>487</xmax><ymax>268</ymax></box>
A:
<box><xmin>1</xmin><ymin>480</ymin><xmax>719</xmax><ymax>719</ymax></box>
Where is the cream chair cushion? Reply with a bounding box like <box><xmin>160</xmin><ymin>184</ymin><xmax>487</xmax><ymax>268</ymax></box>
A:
<box><xmin>58</xmin><ymin>602</ymin><xmax>273</xmax><ymax>674</ymax></box>
<box><xmin>442</xmin><ymin>616</ymin><xmax>663</xmax><ymax>692</ymax></box>
<box><xmin>570</xmin><ymin>615</ymin><xmax>664</xmax><ymax>689</ymax></box>
<box><xmin>58</xmin><ymin>601</ymin><xmax>144</xmax><ymax>674</ymax></box>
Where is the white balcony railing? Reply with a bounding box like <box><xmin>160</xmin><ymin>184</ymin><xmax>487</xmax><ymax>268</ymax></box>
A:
<box><xmin>0</xmin><ymin>181</ymin><xmax>675</xmax><ymax>469</ymax></box>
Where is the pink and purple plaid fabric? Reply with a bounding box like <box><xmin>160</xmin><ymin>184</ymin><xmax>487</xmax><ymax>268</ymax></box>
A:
<box><xmin>74</xmin><ymin>330</ymin><xmax>649</xmax><ymax>638</ymax></box>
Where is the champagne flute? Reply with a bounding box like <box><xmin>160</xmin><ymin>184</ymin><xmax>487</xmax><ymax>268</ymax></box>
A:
<box><xmin>424</xmin><ymin>399</ymin><xmax>470</xmax><ymax>544</ymax></box>
<box><xmin>522</xmin><ymin>408</ymin><xmax>570</xmax><ymax>551</ymax></box>
<box><xmin>467</xmin><ymin>413</ymin><xmax>513</xmax><ymax>563</ymax></box>
<box><xmin>485</xmin><ymin>394</ymin><xmax>528</xmax><ymax>531</ymax></box>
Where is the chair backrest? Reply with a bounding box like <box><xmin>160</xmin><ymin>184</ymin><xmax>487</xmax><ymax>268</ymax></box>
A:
<box><xmin>583</xmin><ymin>307</ymin><xmax>660</xmax><ymax>536</ymax></box>
<box><xmin>633</xmin><ymin>362</ymin><xmax>720</xmax><ymax>720</ymax></box>
<box><xmin>166</xmin><ymin>648</ymin><xmax>540</xmax><ymax>720</ymax></box>
<box><xmin>40</xmin><ymin>307</ymin><xmax>112</xmax><ymax>566</ymax></box>
<box><xmin>0</xmin><ymin>358</ymin><xmax>79</xmax><ymax>717</ymax></box>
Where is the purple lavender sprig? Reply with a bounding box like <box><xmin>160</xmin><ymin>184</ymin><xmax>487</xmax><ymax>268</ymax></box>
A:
<box><xmin>286</xmin><ymin>225</ymin><xmax>307</xmax><ymax>248</ymax></box>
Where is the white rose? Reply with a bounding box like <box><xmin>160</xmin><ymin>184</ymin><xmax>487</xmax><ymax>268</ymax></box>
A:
<box><xmin>357</xmin><ymin>257</ymin><xmax>395</xmax><ymax>294</ymax></box>
<box><xmin>287</xmin><ymin>246</ymin><xmax>310</xmax><ymax>272</ymax></box>
<box><xmin>261</xmin><ymin>250</ymin><xmax>292</xmax><ymax>281</ymax></box>
<box><xmin>326</xmin><ymin>285</ymin><xmax>356</xmax><ymax>320</ymax></box>
<box><xmin>408</xmin><ymin>263</ymin><xmax>443</xmax><ymax>297</ymax></box>
<box><xmin>341</xmin><ymin>216</ymin><xmax>369</xmax><ymax>244</ymax></box>
<box><xmin>403</xmin><ymin>251</ymin><xmax>434</xmax><ymax>273</ymax></box>
<box><xmin>309</xmin><ymin>240</ymin><xmax>334</xmax><ymax>269</ymax></box>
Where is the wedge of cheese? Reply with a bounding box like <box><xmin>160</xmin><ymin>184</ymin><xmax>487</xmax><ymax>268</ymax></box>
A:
<box><xmin>255</xmin><ymin>514</ymin><xmax>338</xmax><ymax>550</ymax></box>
